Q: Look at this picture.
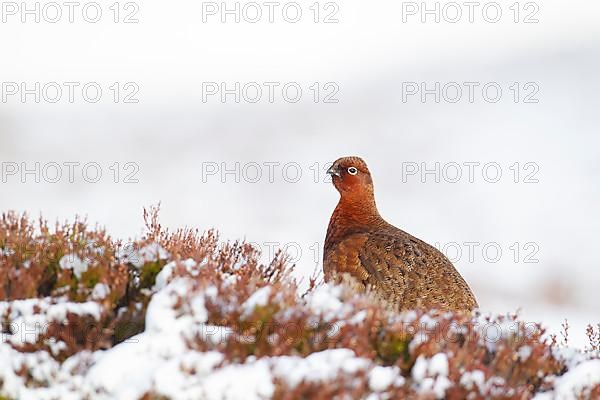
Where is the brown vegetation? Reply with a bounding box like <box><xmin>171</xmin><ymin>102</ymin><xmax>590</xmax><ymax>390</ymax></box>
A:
<box><xmin>0</xmin><ymin>208</ymin><xmax>598</xmax><ymax>399</ymax></box>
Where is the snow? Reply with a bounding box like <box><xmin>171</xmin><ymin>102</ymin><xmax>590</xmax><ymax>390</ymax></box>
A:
<box><xmin>91</xmin><ymin>283</ymin><xmax>110</xmax><ymax>300</ymax></box>
<box><xmin>81</xmin><ymin>277</ymin><xmax>214</xmax><ymax>399</ymax></box>
<box><xmin>145</xmin><ymin>278</ymin><xmax>209</xmax><ymax>334</ymax></box>
<box><xmin>350</xmin><ymin>310</ymin><xmax>368</xmax><ymax>324</ymax></box>
<box><xmin>96</xmin><ymin>295</ymin><xmax>294</xmax><ymax>400</ymax></box>
<box><xmin>186</xmin><ymin>349</ymin><xmax>370</xmax><ymax>400</ymax></box>
<box><xmin>200</xmin><ymin>359</ymin><xmax>274</xmax><ymax>400</ymax></box>
<box><xmin>82</xmin><ymin>346</ymin><xmax>377</xmax><ymax>400</ymax></box>
<box><xmin>419</xmin><ymin>314</ymin><xmax>440</xmax><ymax>331</ymax></box>
<box><xmin>412</xmin><ymin>354</ymin><xmax>452</xmax><ymax>399</ymax></box>
<box><xmin>154</xmin><ymin>261</ymin><xmax>177</xmax><ymax>290</ymax></box>
<box><xmin>86</xmin><ymin>330</ymin><xmax>374</xmax><ymax>399</ymax></box>
<box><xmin>117</xmin><ymin>242</ymin><xmax>169</xmax><ymax>268</ymax></box>
<box><xmin>369</xmin><ymin>366</ymin><xmax>401</xmax><ymax>392</ymax></box>
<box><xmin>0</xmin><ymin>298</ymin><xmax>103</xmax><ymax>346</ymax></box>
<box><xmin>412</xmin><ymin>357</ymin><xmax>428</xmax><ymax>382</ymax></box>
<box><xmin>552</xmin><ymin>346</ymin><xmax>592</xmax><ymax>369</ymax></box>
<box><xmin>242</xmin><ymin>286</ymin><xmax>271</xmax><ymax>317</ymax></box>
<box><xmin>0</xmin><ymin>263</ymin><xmax>597</xmax><ymax>399</ymax></box>
<box><xmin>0</xmin><ymin>342</ymin><xmax>94</xmax><ymax>400</ymax></box>
<box><xmin>430</xmin><ymin>376</ymin><xmax>452</xmax><ymax>399</ymax></box>
<box><xmin>305</xmin><ymin>284</ymin><xmax>352</xmax><ymax>321</ymax></box>
<box><xmin>412</xmin><ymin>354</ymin><xmax>448</xmax><ymax>381</ymax></box>
<box><xmin>534</xmin><ymin>359</ymin><xmax>600</xmax><ymax>400</ymax></box>
<box><xmin>154</xmin><ymin>258</ymin><xmax>199</xmax><ymax>290</ymax></box>
<box><xmin>429</xmin><ymin>353</ymin><xmax>449</xmax><ymax>376</ymax></box>
<box><xmin>59</xmin><ymin>254</ymin><xmax>89</xmax><ymax>279</ymax></box>
<box><xmin>1</xmin><ymin>247</ymin><xmax>15</xmax><ymax>256</ymax></box>
<box><xmin>275</xmin><ymin>349</ymin><xmax>369</xmax><ymax>387</ymax></box>
<box><xmin>0</xmin><ymin>274</ymin><xmax>403</xmax><ymax>399</ymax></box>
<box><xmin>518</xmin><ymin>345</ymin><xmax>532</xmax><ymax>361</ymax></box>
<box><xmin>460</xmin><ymin>370</ymin><xmax>486</xmax><ymax>392</ymax></box>
<box><xmin>473</xmin><ymin>313</ymin><xmax>530</xmax><ymax>352</ymax></box>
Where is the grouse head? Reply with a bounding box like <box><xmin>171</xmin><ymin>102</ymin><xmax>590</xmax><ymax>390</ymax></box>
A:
<box><xmin>326</xmin><ymin>156</ymin><xmax>374</xmax><ymax>200</ymax></box>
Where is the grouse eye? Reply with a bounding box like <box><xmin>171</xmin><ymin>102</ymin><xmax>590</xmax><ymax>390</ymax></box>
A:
<box><xmin>347</xmin><ymin>167</ymin><xmax>358</xmax><ymax>175</ymax></box>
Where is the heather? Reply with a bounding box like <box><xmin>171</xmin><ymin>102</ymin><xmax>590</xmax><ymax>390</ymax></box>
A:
<box><xmin>0</xmin><ymin>209</ymin><xmax>598</xmax><ymax>399</ymax></box>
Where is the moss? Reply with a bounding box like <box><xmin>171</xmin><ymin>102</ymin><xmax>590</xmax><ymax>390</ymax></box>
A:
<box><xmin>37</xmin><ymin>254</ymin><xmax>61</xmax><ymax>296</ymax></box>
<box><xmin>138</xmin><ymin>260</ymin><xmax>166</xmax><ymax>290</ymax></box>
<box><xmin>112</xmin><ymin>300</ymin><xmax>149</xmax><ymax>344</ymax></box>
<box><xmin>80</xmin><ymin>268</ymin><xmax>101</xmax><ymax>289</ymax></box>
<box><xmin>375</xmin><ymin>331</ymin><xmax>411</xmax><ymax>366</ymax></box>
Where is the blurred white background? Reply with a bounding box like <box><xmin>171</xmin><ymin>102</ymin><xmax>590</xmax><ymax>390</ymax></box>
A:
<box><xmin>1</xmin><ymin>0</ymin><xmax>599</xmax><ymax>345</ymax></box>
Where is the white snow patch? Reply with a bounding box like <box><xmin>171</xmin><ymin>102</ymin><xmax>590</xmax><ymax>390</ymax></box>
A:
<box><xmin>412</xmin><ymin>354</ymin><xmax>451</xmax><ymax>399</ymax></box>
<box><xmin>518</xmin><ymin>345</ymin><xmax>532</xmax><ymax>361</ymax></box>
<box><xmin>242</xmin><ymin>286</ymin><xmax>271</xmax><ymax>317</ymax></box>
<box><xmin>75</xmin><ymin>280</ymin><xmax>378</xmax><ymax>400</ymax></box>
<box><xmin>474</xmin><ymin>314</ymin><xmax>529</xmax><ymax>352</ymax></box>
<box><xmin>198</xmin><ymin>358</ymin><xmax>274</xmax><ymax>400</ymax></box>
<box><xmin>82</xmin><ymin>277</ymin><xmax>213</xmax><ymax>399</ymax></box>
<box><xmin>369</xmin><ymin>365</ymin><xmax>401</xmax><ymax>392</ymax></box>
<box><xmin>350</xmin><ymin>310</ymin><xmax>368</xmax><ymax>324</ymax></box>
<box><xmin>460</xmin><ymin>369</ymin><xmax>486</xmax><ymax>392</ymax></box>
<box><xmin>59</xmin><ymin>254</ymin><xmax>89</xmax><ymax>279</ymax></box>
<box><xmin>145</xmin><ymin>278</ymin><xmax>208</xmax><ymax>334</ymax></box>
<box><xmin>274</xmin><ymin>349</ymin><xmax>368</xmax><ymax>387</ymax></box>
<box><xmin>1</xmin><ymin>247</ymin><xmax>15</xmax><ymax>256</ymax></box>
<box><xmin>429</xmin><ymin>353</ymin><xmax>449</xmax><ymax>376</ymax></box>
<box><xmin>91</xmin><ymin>283</ymin><xmax>110</xmax><ymax>300</ymax></box>
<box><xmin>154</xmin><ymin>258</ymin><xmax>199</xmax><ymax>290</ymax></box>
<box><xmin>419</xmin><ymin>314</ymin><xmax>440</xmax><ymax>330</ymax></box>
<box><xmin>534</xmin><ymin>359</ymin><xmax>600</xmax><ymax>400</ymax></box>
<box><xmin>0</xmin><ymin>298</ymin><xmax>103</xmax><ymax>346</ymax></box>
<box><xmin>118</xmin><ymin>242</ymin><xmax>169</xmax><ymax>268</ymax></box>
<box><xmin>305</xmin><ymin>284</ymin><xmax>352</xmax><ymax>321</ymax></box>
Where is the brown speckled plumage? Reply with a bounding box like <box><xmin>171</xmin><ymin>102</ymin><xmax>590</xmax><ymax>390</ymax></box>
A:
<box><xmin>323</xmin><ymin>156</ymin><xmax>478</xmax><ymax>312</ymax></box>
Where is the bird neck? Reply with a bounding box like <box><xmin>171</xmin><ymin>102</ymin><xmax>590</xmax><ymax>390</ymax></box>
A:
<box><xmin>328</xmin><ymin>191</ymin><xmax>385</xmax><ymax>236</ymax></box>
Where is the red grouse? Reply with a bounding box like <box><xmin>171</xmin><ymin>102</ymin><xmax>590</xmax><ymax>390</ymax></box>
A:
<box><xmin>323</xmin><ymin>156</ymin><xmax>478</xmax><ymax>311</ymax></box>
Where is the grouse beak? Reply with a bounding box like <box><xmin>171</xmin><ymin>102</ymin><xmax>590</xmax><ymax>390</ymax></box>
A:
<box><xmin>327</xmin><ymin>165</ymin><xmax>341</xmax><ymax>178</ymax></box>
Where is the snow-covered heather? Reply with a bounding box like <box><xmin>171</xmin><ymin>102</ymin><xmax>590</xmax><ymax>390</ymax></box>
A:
<box><xmin>241</xmin><ymin>286</ymin><xmax>271</xmax><ymax>317</ymax></box>
<box><xmin>83</xmin><ymin>278</ymin><xmax>385</xmax><ymax>400</ymax></box>
<box><xmin>116</xmin><ymin>243</ymin><xmax>170</xmax><ymax>269</ymax></box>
<box><xmin>534</xmin><ymin>360</ymin><xmax>600</xmax><ymax>400</ymax></box>
<box><xmin>1</xmin><ymin>247</ymin><xmax>15</xmax><ymax>257</ymax></box>
<box><xmin>305</xmin><ymin>283</ymin><xmax>353</xmax><ymax>322</ymax></box>
<box><xmin>411</xmin><ymin>354</ymin><xmax>451</xmax><ymax>399</ymax></box>
<box><xmin>0</xmin><ymin>275</ymin><xmax>398</xmax><ymax>400</ymax></box>
<box><xmin>0</xmin><ymin>298</ymin><xmax>103</xmax><ymax>347</ymax></box>
<box><xmin>369</xmin><ymin>365</ymin><xmax>403</xmax><ymax>392</ymax></box>
<box><xmin>154</xmin><ymin>258</ymin><xmax>202</xmax><ymax>290</ymax></box>
<box><xmin>0</xmin><ymin>234</ymin><xmax>598</xmax><ymax>400</ymax></box>
<box><xmin>91</xmin><ymin>284</ymin><xmax>110</xmax><ymax>301</ymax></box>
<box><xmin>59</xmin><ymin>255</ymin><xmax>90</xmax><ymax>280</ymax></box>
